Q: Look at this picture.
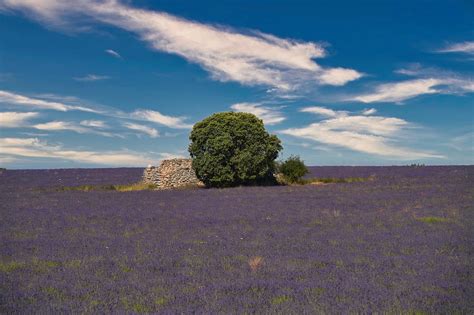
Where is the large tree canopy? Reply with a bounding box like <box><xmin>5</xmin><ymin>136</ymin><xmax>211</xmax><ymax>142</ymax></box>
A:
<box><xmin>189</xmin><ymin>112</ymin><xmax>282</xmax><ymax>188</ymax></box>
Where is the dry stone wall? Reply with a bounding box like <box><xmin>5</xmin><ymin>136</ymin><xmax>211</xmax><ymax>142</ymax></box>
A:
<box><xmin>143</xmin><ymin>159</ymin><xmax>203</xmax><ymax>189</ymax></box>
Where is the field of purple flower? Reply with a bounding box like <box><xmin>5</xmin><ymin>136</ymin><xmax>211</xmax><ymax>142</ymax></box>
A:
<box><xmin>1</xmin><ymin>166</ymin><xmax>473</xmax><ymax>313</ymax></box>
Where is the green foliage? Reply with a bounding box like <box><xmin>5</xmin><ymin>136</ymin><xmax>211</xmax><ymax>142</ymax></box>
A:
<box><xmin>416</xmin><ymin>216</ymin><xmax>450</xmax><ymax>224</ymax></box>
<box><xmin>0</xmin><ymin>261</ymin><xmax>25</xmax><ymax>273</ymax></box>
<box><xmin>277</xmin><ymin>155</ymin><xmax>308</xmax><ymax>183</ymax></box>
<box><xmin>42</xmin><ymin>286</ymin><xmax>65</xmax><ymax>300</ymax></box>
<box><xmin>271</xmin><ymin>295</ymin><xmax>292</xmax><ymax>305</ymax></box>
<box><xmin>189</xmin><ymin>112</ymin><xmax>282</xmax><ymax>187</ymax></box>
<box><xmin>155</xmin><ymin>297</ymin><xmax>168</xmax><ymax>306</ymax></box>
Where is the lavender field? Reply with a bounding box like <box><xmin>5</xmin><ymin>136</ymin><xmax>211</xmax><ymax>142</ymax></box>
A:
<box><xmin>1</xmin><ymin>166</ymin><xmax>473</xmax><ymax>313</ymax></box>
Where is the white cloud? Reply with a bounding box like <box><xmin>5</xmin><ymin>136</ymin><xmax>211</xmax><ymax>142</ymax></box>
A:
<box><xmin>394</xmin><ymin>64</ymin><xmax>423</xmax><ymax>76</ymax></box>
<box><xmin>230</xmin><ymin>102</ymin><xmax>285</xmax><ymax>125</ymax></box>
<box><xmin>281</xmin><ymin>107</ymin><xmax>443</xmax><ymax>159</ymax></box>
<box><xmin>80</xmin><ymin>120</ymin><xmax>107</xmax><ymax>128</ymax></box>
<box><xmin>74</xmin><ymin>74</ymin><xmax>110</xmax><ymax>82</ymax></box>
<box><xmin>123</xmin><ymin>122</ymin><xmax>159</xmax><ymax>138</ymax></box>
<box><xmin>318</xmin><ymin>68</ymin><xmax>363</xmax><ymax>86</ymax></box>
<box><xmin>130</xmin><ymin>109</ymin><xmax>191</xmax><ymax>129</ymax></box>
<box><xmin>105</xmin><ymin>49</ymin><xmax>121</xmax><ymax>58</ymax></box>
<box><xmin>300</xmin><ymin>106</ymin><xmax>347</xmax><ymax>118</ymax></box>
<box><xmin>0</xmin><ymin>90</ymin><xmax>191</xmax><ymax>129</ymax></box>
<box><xmin>437</xmin><ymin>41</ymin><xmax>474</xmax><ymax>55</ymax></box>
<box><xmin>320</xmin><ymin>116</ymin><xmax>408</xmax><ymax>136</ymax></box>
<box><xmin>0</xmin><ymin>90</ymin><xmax>99</xmax><ymax>112</ymax></box>
<box><xmin>158</xmin><ymin>152</ymin><xmax>186</xmax><ymax>160</ymax></box>
<box><xmin>447</xmin><ymin>78</ymin><xmax>474</xmax><ymax>92</ymax></box>
<box><xmin>0</xmin><ymin>155</ymin><xmax>16</xmax><ymax>164</ymax></box>
<box><xmin>352</xmin><ymin>78</ymin><xmax>442</xmax><ymax>103</ymax></box>
<box><xmin>33</xmin><ymin>121</ymin><xmax>88</xmax><ymax>133</ymax></box>
<box><xmin>352</xmin><ymin>65</ymin><xmax>474</xmax><ymax>104</ymax></box>
<box><xmin>0</xmin><ymin>0</ymin><xmax>362</xmax><ymax>93</ymax></box>
<box><xmin>32</xmin><ymin>93</ymin><xmax>81</xmax><ymax>103</ymax></box>
<box><xmin>33</xmin><ymin>120</ymin><xmax>118</xmax><ymax>137</ymax></box>
<box><xmin>351</xmin><ymin>74</ymin><xmax>474</xmax><ymax>103</ymax></box>
<box><xmin>0</xmin><ymin>111</ymin><xmax>120</xmax><ymax>138</ymax></box>
<box><xmin>21</xmin><ymin>132</ymin><xmax>49</xmax><ymax>137</ymax></box>
<box><xmin>0</xmin><ymin>111</ymin><xmax>39</xmax><ymax>127</ymax></box>
<box><xmin>361</xmin><ymin>108</ymin><xmax>377</xmax><ymax>115</ymax></box>
<box><xmin>448</xmin><ymin>132</ymin><xmax>474</xmax><ymax>152</ymax></box>
<box><xmin>0</xmin><ymin>137</ymin><xmax>155</xmax><ymax>166</ymax></box>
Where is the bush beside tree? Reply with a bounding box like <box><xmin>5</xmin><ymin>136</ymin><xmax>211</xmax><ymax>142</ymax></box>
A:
<box><xmin>277</xmin><ymin>155</ymin><xmax>308</xmax><ymax>184</ymax></box>
<box><xmin>189</xmin><ymin>112</ymin><xmax>282</xmax><ymax>188</ymax></box>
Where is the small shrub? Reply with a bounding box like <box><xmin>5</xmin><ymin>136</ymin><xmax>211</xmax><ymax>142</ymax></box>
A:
<box><xmin>277</xmin><ymin>155</ymin><xmax>308</xmax><ymax>184</ymax></box>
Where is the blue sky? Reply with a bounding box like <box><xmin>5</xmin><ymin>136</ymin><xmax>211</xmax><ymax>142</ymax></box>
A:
<box><xmin>0</xmin><ymin>0</ymin><xmax>473</xmax><ymax>168</ymax></box>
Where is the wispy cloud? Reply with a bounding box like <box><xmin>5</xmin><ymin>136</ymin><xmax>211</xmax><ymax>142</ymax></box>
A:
<box><xmin>21</xmin><ymin>132</ymin><xmax>49</xmax><ymax>137</ymax></box>
<box><xmin>33</xmin><ymin>121</ymin><xmax>118</xmax><ymax>137</ymax></box>
<box><xmin>74</xmin><ymin>74</ymin><xmax>110</xmax><ymax>82</ymax></box>
<box><xmin>105</xmin><ymin>49</ymin><xmax>122</xmax><ymax>58</ymax></box>
<box><xmin>348</xmin><ymin>63</ymin><xmax>474</xmax><ymax>104</ymax></box>
<box><xmin>280</xmin><ymin>107</ymin><xmax>443</xmax><ymax>159</ymax></box>
<box><xmin>0</xmin><ymin>137</ymin><xmax>154</xmax><ymax>166</ymax></box>
<box><xmin>33</xmin><ymin>121</ymin><xmax>88</xmax><ymax>133</ymax></box>
<box><xmin>32</xmin><ymin>93</ymin><xmax>81</xmax><ymax>103</ymax></box>
<box><xmin>0</xmin><ymin>155</ymin><xmax>16</xmax><ymax>164</ymax></box>
<box><xmin>361</xmin><ymin>108</ymin><xmax>377</xmax><ymax>115</ymax></box>
<box><xmin>157</xmin><ymin>152</ymin><xmax>186</xmax><ymax>160</ymax></box>
<box><xmin>0</xmin><ymin>111</ymin><xmax>39</xmax><ymax>127</ymax></box>
<box><xmin>437</xmin><ymin>41</ymin><xmax>474</xmax><ymax>55</ymax></box>
<box><xmin>300</xmin><ymin>106</ymin><xmax>347</xmax><ymax>118</ymax></box>
<box><xmin>123</xmin><ymin>122</ymin><xmax>159</xmax><ymax>138</ymax></box>
<box><xmin>0</xmin><ymin>90</ymin><xmax>193</xmax><ymax>129</ymax></box>
<box><xmin>0</xmin><ymin>90</ymin><xmax>99</xmax><ymax>112</ymax></box>
<box><xmin>0</xmin><ymin>109</ymin><xmax>165</xmax><ymax>139</ymax></box>
<box><xmin>396</xmin><ymin>65</ymin><xmax>474</xmax><ymax>92</ymax></box>
<box><xmin>350</xmin><ymin>75</ymin><xmax>474</xmax><ymax>103</ymax></box>
<box><xmin>0</xmin><ymin>0</ymin><xmax>362</xmax><ymax>93</ymax></box>
<box><xmin>230</xmin><ymin>102</ymin><xmax>285</xmax><ymax>125</ymax></box>
<box><xmin>130</xmin><ymin>110</ymin><xmax>192</xmax><ymax>129</ymax></box>
<box><xmin>352</xmin><ymin>78</ymin><xmax>442</xmax><ymax>103</ymax></box>
<box><xmin>448</xmin><ymin>131</ymin><xmax>474</xmax><ymax>152</ymax></box>
<box><xmin>80</xmin><ymin>120</ymin><xmax>108</xmax><ymax>128</ymax></box>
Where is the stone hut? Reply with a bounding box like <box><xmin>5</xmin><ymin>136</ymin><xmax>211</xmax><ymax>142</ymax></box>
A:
<box><xmin>143</xmin><ymin>158</ymin><xmax>203</xmax><ymax>189</ymax></box>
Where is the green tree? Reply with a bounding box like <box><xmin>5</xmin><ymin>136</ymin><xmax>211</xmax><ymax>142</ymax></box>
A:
<box><xmin>278</xmin><ymin>155</ymin><xmax>308</xmax><ymax>184</ymax></box>
<box><xmin>189</xmin><ymin>112</ymin><xmax>282</xmax><ymax>188</ymax></box>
